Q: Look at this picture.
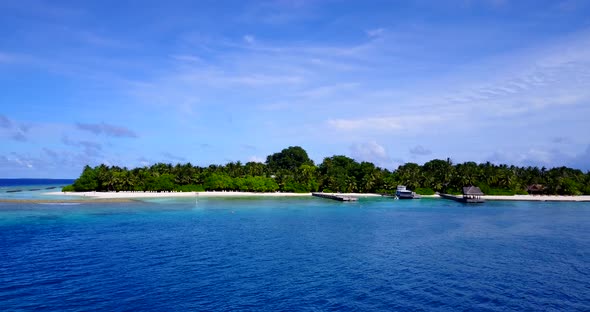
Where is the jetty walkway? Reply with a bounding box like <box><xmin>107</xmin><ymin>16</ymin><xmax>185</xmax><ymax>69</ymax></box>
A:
<box><xmin>439</xmin><ymin>193</ymin><xmax>485</xmax><ymax>203</ymax></box>
<box><xmin>312</xmin><ymin>193</ymin><xmax>358</xmax><ymax>202</ymax></box>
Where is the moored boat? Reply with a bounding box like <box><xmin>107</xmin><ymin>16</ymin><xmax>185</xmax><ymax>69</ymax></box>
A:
<box><xmin>395</xmin><ymin>185</ymin><xmax>421</xmax><ymax>199</ymax></box>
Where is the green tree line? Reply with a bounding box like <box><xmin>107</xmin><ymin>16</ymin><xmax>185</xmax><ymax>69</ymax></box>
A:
<box><xmin>63</xmin><ymin>146</ymin><xmax>590</xmax><ymax>195</ymax></box>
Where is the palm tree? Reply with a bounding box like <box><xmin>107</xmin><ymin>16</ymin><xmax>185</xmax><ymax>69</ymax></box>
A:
<box><xmin>345</xmin><ymin>176</ymin><xmax>357</xmax><ymax>193</ymax></box>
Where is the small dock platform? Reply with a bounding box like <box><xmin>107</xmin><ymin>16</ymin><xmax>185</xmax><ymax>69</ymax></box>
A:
<box><xmin>440</xmin><ymin>186</ymin><xmax>486</xmax><ymax>204</ymax></box>
<box><xmin>312</xmin><ymin>193</ymin><xmax>358</xmax><ymax>202</ymax></box>
<box><xmin>440</xmin><ymin>193</ymin><xmax>485</xmax><ymax>204</ymax></box>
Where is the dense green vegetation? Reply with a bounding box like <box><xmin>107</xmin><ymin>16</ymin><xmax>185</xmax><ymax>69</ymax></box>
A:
<box><xmin>64</xmin><ymin>146</ymin><xmax>590</xmax><ymax>195</ymax></box>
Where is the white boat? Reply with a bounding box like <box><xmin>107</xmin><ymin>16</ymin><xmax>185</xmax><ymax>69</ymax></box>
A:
<box><xmin>395</xmin><ymin>185</ymin><xmax>421</xmax><ymax>199</ymax></box>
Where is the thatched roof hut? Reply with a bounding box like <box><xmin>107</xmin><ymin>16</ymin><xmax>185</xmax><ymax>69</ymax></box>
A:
<box><xmin>462</xmin><ymin>186</ymin><xmax>484</xmax><ymax>198</ymax></box>
<box><xmin>527</xmin><ymin>184</ymin><xmax>545</xmax><ymax>195</ymax></box>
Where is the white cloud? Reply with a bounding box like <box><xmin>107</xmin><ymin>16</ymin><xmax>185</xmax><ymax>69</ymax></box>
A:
<box><xmin>170</xmin><ymin>54</ymin><xmax>202</xmax><ymax>62</ymax></box>
<box><xmin>327</xmin><ymin>115</ymin><xmax>447</xmax><ymax>133</ymax></box>
<box><xmin>409</xmin><ymin>145</ymin><xmax>432</xmax><ymax>156</ymax></box>
<box><xmin>13</xmin><ymin>156</ymin><xmax>34</xmax><ymax>168</ymax></box>
<box><xmin>4</xmin><ymin>5</ymin><xmax>590</xmax><ymax>175</ymax></box>
<box><xmin>228</xmin><ymin>74</ymin><xmax>303</xmax><ymax>86</ymax></box>
<box><xmin>0</xmin><ymin>114</ymin><xmax>12</xmax><ymax>128</ymax></box>
<box><xmin>484</xmin><ymin>144</ymin><xmax>590</xmax><ymax>171</ymax></box>
<box><xmin>248</xmin><ymin>156</ymin><xmax>265</xmax><ymax>163</ymax></box>
<box><xmin>349</xmin><ymin>141</ymin><xmax>391</xmax><ymax>168</ymax></box>
<box><xmin>487</xmin><ymin>148</ymin><xmax>564</xmax><ymax>167</ymax></box>
<box><xmin>76</xmin><ymin>122</ymin><xmax>138</xmax><ymax>138</ymax></box>
<box><xmin>0</xmin><ymin>114</ymin><xmax>31</xmax><ymax>142</ymax></box>
<box><xmin>162</xmin><ymin>152</ymin><xmax>186</xmax><ymax>162</ymax></box>
<box><xmin>243</xmin><ymin>35</ymin><xmax>255</xmax><ymax>44</ymax></box>
<box><xmin>366</xmin><ymin>28</ymin><xmax>385</xmax><ymax>38</ymax></box>
<box><xmin>298</xmin><ymin>83</ymin><xmax>359</xmax><ymax>99</ymax></box>
<box><xmin>137</xmin><ymin>157</ymin><xmax>152</xmax><ymax>167</ymax></box>
<box><xmin>569</xmin><ymin>145</ymin><xmax>590</xmax><ymax>171</ymax></box>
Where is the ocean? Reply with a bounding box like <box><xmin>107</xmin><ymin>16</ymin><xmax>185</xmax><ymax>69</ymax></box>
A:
<box><xmin>0</xmin><ymin>179</ymin><xmax>75</xmax><ymax>200</ymax></box>
<box><xmin>0</xmin><ymin>182</ymin><xmax>589</xmax><ymax>311</ymax></box>
<box><xmin>0</xmin><ymin>179</ymin><xmax>75</xmax><ymax>188</ymax></box>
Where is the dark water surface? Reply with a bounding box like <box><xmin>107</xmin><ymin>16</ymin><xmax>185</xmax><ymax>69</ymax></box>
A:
<box><xmin>1</xmin><ymin>197</ymin><xmax>589</xmax><ymax>311</ymax></box>
<box><xmin>0</xmin><ymin>179</ymin><xmax>74</xmax><ymax>187</ymax></box>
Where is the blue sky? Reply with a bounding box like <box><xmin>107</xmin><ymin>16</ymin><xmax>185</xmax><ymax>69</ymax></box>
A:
<box><xmin>1</xmin><ymin>0</ymin><xmax>590</xmax><ymax>178</ymax></box>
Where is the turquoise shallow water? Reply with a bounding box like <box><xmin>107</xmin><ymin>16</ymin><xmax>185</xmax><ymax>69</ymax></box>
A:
<box><xmin>0</xmin><ymin>179</ymin><xmax>76</xmax><ymax>200</ymax></box>
<box><xmin>1</xmin><ymin>196</ymin><xmax>589</xmax><ymax>311</ymax></box>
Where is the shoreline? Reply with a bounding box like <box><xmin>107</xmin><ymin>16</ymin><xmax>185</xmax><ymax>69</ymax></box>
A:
<box><xmin>482</xmin><ymin>195</ymin><xmax>590</xmax><ymax>202</ymax></box>
<box><xmin>0</xmin><ymin>198</ymin><xmax>137</xmax><ymax>204</ymax></box>
<box><xmin>43</xmin><ymin>191</ymin><xmax>383</xmax><ymax>200</ymax></box>
<box><xmin>5</xmin><ymin>191</ymin><xmax>585</xmax><ymax>203</ymax></box>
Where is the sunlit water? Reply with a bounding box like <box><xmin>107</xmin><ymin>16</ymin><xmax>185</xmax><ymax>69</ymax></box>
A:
<box><xmin>1</xmin><ymin>194</ymin><xmax>589</xmax><ymax>310</ymax></box>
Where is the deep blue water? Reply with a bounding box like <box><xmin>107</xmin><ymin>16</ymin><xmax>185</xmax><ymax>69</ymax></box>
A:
<box><xmin>0</xmin><ymin>179</ymin><xmax>75</xmax><ymax>200</ymax></box>
<box><xmin>0</xmin><ymin>179</ymin><xmax>75</xmax><ymax>187</ymax></box>
<box><xmin>1</xmin><ymin>197</ymin><xmax>589</xmax><ymax>311</ymax></box>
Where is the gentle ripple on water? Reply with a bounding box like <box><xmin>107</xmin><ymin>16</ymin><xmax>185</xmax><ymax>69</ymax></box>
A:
<box><xmin>0</xmin><ymin>198</ymin><xmax>589</xmax><ymax>311</ymax></box>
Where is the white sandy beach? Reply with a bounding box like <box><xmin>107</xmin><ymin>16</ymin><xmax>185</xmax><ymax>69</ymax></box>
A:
<box><xmin>432</xmin><ymin>194</ymin><xmax>590</xmax><ymax>202</ymax></box>
<box><xmin>44</xmin><ymin>191</ymin><xmax>383</xmax><ymax>199</ymax></box>
<box><xmin>482</xmin><ymin>195</ymin><xmax>590</xmax><ymax>202</ymax></box>
<box><xmin>46</xmin><ymin>191</ymin><xmax>310</xmax><ymax>199</ymax></box>
<box><xmin>42</xmin><ymin>191</ymin><xmax>590</xmax><ymax>202</ymax></box>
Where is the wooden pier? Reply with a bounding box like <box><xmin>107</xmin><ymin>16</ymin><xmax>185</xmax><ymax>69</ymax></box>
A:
<box><xmin>312</xmin><ymin>193</ymin><xmax>358</xmax><ymax>202</ymax></box>
<box><xmin>440</xmin><ymin>186</ymin><xmax>485</xmax><ymax>204</ymax></box>
<box><xmin>439</xmin><ymin>193</ymin><xmax>483</xmax><ymax>203</ymax></box>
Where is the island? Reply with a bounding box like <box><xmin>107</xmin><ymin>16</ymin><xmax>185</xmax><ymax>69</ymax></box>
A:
<box><xmin>58</xmin><ymin>146</ymin><xmax>590</xmax><ymax>200</ymax></box>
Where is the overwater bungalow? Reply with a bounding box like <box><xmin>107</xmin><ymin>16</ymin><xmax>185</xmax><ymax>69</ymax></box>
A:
<box><xmin>462</xmin><ymin>186</ymin><xmax>485</xmax><ymax>203</ymax></box>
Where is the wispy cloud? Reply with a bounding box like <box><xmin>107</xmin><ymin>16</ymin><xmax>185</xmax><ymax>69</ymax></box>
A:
<box><xmin>0</xmin><ymin>114</ymin><xmax>30</xmax><ymax>142</ymax></box>
<box><xmin>487</xmin><ymin>148</ymin><xmax>565</xmax><ymax>168</ymax></box>
<box><xmin>366</xmin><ymin>28</ymin><xmax>385</xmax><ymax>38</ymax></box>
<box><xmin>0</xmin><ymin>148</ymin><xmax>101</xmax><ymax>178</ymax></box>
<box><xmin>239</xmin><ymin>0</ymin><xmax>319</xmax><ymax>25</ymax></box>
<box><xmin>0</xmin><ymin>115</ymin><xmax>12</xmax><ymax>128</ymax></box>
<box><xmin>328</xmin><ymin>115</ymin><xmax>448</xmax><ymax>133</ymax></box>
<box><xmin>349</xmin><ymin>141</ymin><xmax>392</xmax><ymax>168</ymax></box>
<box><xmin>484</xmin><ymin>143</ymin><xmax>590</xmax><ymax>171</ymax></box>
<box><xmin>11</xmin><ymin>132</ymin><xmax>27</xmax><ymax>142</ymax></box>
<box><xmin>170</xmin><ymin>54</ymin><xmax>202</xmax><ymax>63</ymax></box>
<box><xmin>552</xmin><ymin>137</ymin><xmax>571</xmax><ymax>144</ymax></box>
<box><xmin>1</xmin><ymin>153</ymin><xmax>33</xmax><ymax>169</ymax></box>
<box><xmin>62</xmin><ymin>136</ymin><xmax>102</xmax><ymax>150</ymax></box>
<box><xmin>137</xmin><ymin>156</ymin><xmax>152</xmax><ymax>167</ymax></box>
<box><xmin>298</xmin><ymin>83</ymin><xmax>360</xmax><ymax>99</ymax></box>
<box><xmin>124</xmin><ymin>24</ymin><xmax>590</xmax><ymax>164</ymax></box>
<box><xmin>241</xmin><ymin>144</ymin><xmax>257</xmax><ymax>151</ymax></box>
<box><xmin>248</xmin><ymin>155</ymin><xmax>264</xmax><ymax>163</ymax></box>
<box><xmin>76</xmin><ymin>122</ymin><xmax>138</xmax><ymax>138</ymax></box>
<box><xmin>569</xmin><ymin>145</ymin><xmax>590</xmax><ymax>171</ymax></box>
<box><xmin>61</xmin><ymin>136</ymin><xmax>102</xmax><ymax>157</ymax></box>
<box><xmin>409</xmin><ymin>145</ymin><xmax>432</xmax><ymax>156</ymax></box>
<box><xmin>243</xmin><ymin>35</ymin><xmax>255</xmax><ymax>44</ymax></box>
<box><xmin>162</xmin><ymin>152</ymin><xmax>186</xmax><ymax>162</ymax></box>
<box><xmin>2</xmin><ymin>1</ymin><xmax>590</xmax><ymax>176</ymax></box>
